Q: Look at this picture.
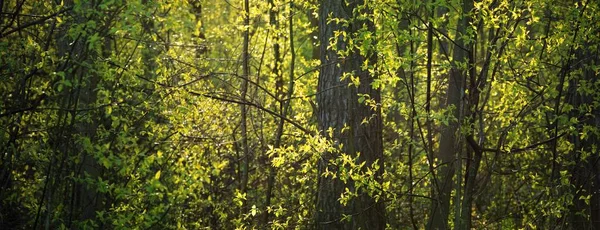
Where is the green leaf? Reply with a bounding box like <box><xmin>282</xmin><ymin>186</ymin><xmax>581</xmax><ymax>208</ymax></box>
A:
<box><xmin>154</xmin><ymin>170</ymin><xmax>161</xmax><ymax>180</ymax></box>
<box><xmin>101</xmin><ymin>157</ymin><xmax>111</xmax><ymax>169</ymax></box>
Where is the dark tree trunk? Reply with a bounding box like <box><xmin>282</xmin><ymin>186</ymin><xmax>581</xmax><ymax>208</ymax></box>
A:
<box><xmin>428</xmin><ymin>0</ymin><xmax>472</xmax><ymax>229</ymax></box>
<box><xmin>568</xmin><ymin>41</ymin><xmax>600</xmax><ymax>230</ymax></box>
<box><xmin>315</xmin><ymin>0</ymin><xmax>385</xmax><ymax>229</ymax></box>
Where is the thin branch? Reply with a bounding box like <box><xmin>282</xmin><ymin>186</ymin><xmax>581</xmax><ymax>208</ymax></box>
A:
<box><xmin>0</xmin><ymin>7</ymin><xmax>72</xmax><ymax>38</ymax></box>
<box><xmin>189</xmin><ymin>91</ymin><xmax>312</xmax><ymax>135</ymax></box>
<box><xmin>466</xmin><ymin>132</ymin><xmax>567</xmax><ymax>154</ymax></box>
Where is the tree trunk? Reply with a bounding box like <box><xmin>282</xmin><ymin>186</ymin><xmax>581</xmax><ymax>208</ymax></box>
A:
<box><xmin>262</xmin><ymin>0</ymin><xmax>287</xmax><ymax>227</ymax></box>
<box><xmin>239</xmin><ymin>0</ymin><xmax>251</xmax><ymax>218</ymax></box>
<box><xmin>428</xmin><ymin>0</ymin><xmax>472</xmax><ymax>228</ymax></box>
<box><xmin>568</xmin><ymin>35</ymin><xmax>600</xmax><ymax>230</ymax></box>
<box><xmin>315</xmin><ymin>0</ymin><xmax>385</xmax><ymax>229</ymax></box>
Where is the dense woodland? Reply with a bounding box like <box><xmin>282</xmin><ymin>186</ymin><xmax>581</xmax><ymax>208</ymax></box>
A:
<box><xmin>1</xmin><ymin>0</ymin><xmax>599</xmax><ymax>229</ymax></box>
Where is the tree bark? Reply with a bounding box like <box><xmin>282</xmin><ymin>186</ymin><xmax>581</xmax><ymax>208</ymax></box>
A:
<box><xmin>428</xmin><ymin>0</ymin><xmax>472</xmax><ymax>228</ymax></box>
<box><xmin>315</xmin><ymin>0</ymin><xmax>385</xmax><ymax>229</ymax></box>
<box><xmin>567</xmin><ymin>11</ymin><xmax>599</xmax><ymax>227</ymax></box>
<box><xmin>239</xmin><ymin>0</ymin><xmax>251</xmax><ymax>218</ymax></box>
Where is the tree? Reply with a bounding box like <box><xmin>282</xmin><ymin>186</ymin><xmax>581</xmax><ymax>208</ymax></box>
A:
<box><xmin>315</xmin><ymin>0</ymin><xmax>385</xmax><ymax>229</ymax></box>
<box><xmin>1</xmin><ymin>0</ymin><xmax>600</xmax><ymax>229</ymax></box>
<box><xmin>428</xmin><ymin>0</ymin><xmax>472</xmax><ymax>228</ymax></box>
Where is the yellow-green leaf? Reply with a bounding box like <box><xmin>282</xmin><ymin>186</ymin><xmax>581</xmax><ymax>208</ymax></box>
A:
<box><xmin>154</xmin><ymin>170</ymin><xmax>161</xmax><ymax>180</ymax></box>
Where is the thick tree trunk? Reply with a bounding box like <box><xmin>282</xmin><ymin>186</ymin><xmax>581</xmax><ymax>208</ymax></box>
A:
<box><xmin>315</xmin><ymin>0</ymin><xmax>384</xmax><ymax>229</ymax></box>
<box><xmin>568</xmin><ymin>42</ymin><xmax>600</xmax><ymax>230</ymax></box>
<box><xmin>57</xmin><ymin>1</ymin><xmax>102</xmax><ymax>226</ymax></box>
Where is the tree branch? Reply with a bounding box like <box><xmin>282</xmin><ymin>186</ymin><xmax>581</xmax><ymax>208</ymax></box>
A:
<box><xmin>466</xmin><ymin>132</ymin><xmax>567</xmax><ymax>154</ymax></box>
<box><xmin>189</xmin><ymin>91</ymin><xmax>312</xmax><ymax>135</ymax></box>
<box><xmin>0</xmin><ymin>7</ymin><xmax>72</xmax><ymax>39</ymax></box>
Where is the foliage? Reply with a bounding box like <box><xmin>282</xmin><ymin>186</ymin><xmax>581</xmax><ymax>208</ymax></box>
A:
<box><xmin>1</xmin><ymin>0</ymin><xmax>599</xmax><ymax>229</ymax></box>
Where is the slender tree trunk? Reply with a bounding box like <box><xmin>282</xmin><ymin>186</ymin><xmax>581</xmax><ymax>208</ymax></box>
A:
<box><xmin>262</xmin><ymin>0</ymin><xmax>280</xmax><ymax>226</ymax></box>
<box><xmin>315</xmin><ymin>0</ymin><xmax>384</xmax><ymax>229</ymax></box>
<box><xmin>429</xmin><ymin>0</ymin><xmax>472</xmax><ymax>228</ymax></box>
<box><xmin>390</xmin><ymin>4</ymin><xmax>411</xmax><ymax>226</ymax></box>
<box><xmin>262</xmin><ymin>0</ymin><xmax>294</xmax><ymax>227</ymax></box>
<box><xmin>457</xmin><ymin>0</ymin><xmax>478</xmax><ymax>228</ymax></box>
<box><xmin>239</xmin><ymin>0</ymin><xmax>251</xmax><ymax>217</ymax></box>
<box><xmin>407</xmin><ymin>25</ymin><xmax>419</xmax><ymax>230</ymax></box>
